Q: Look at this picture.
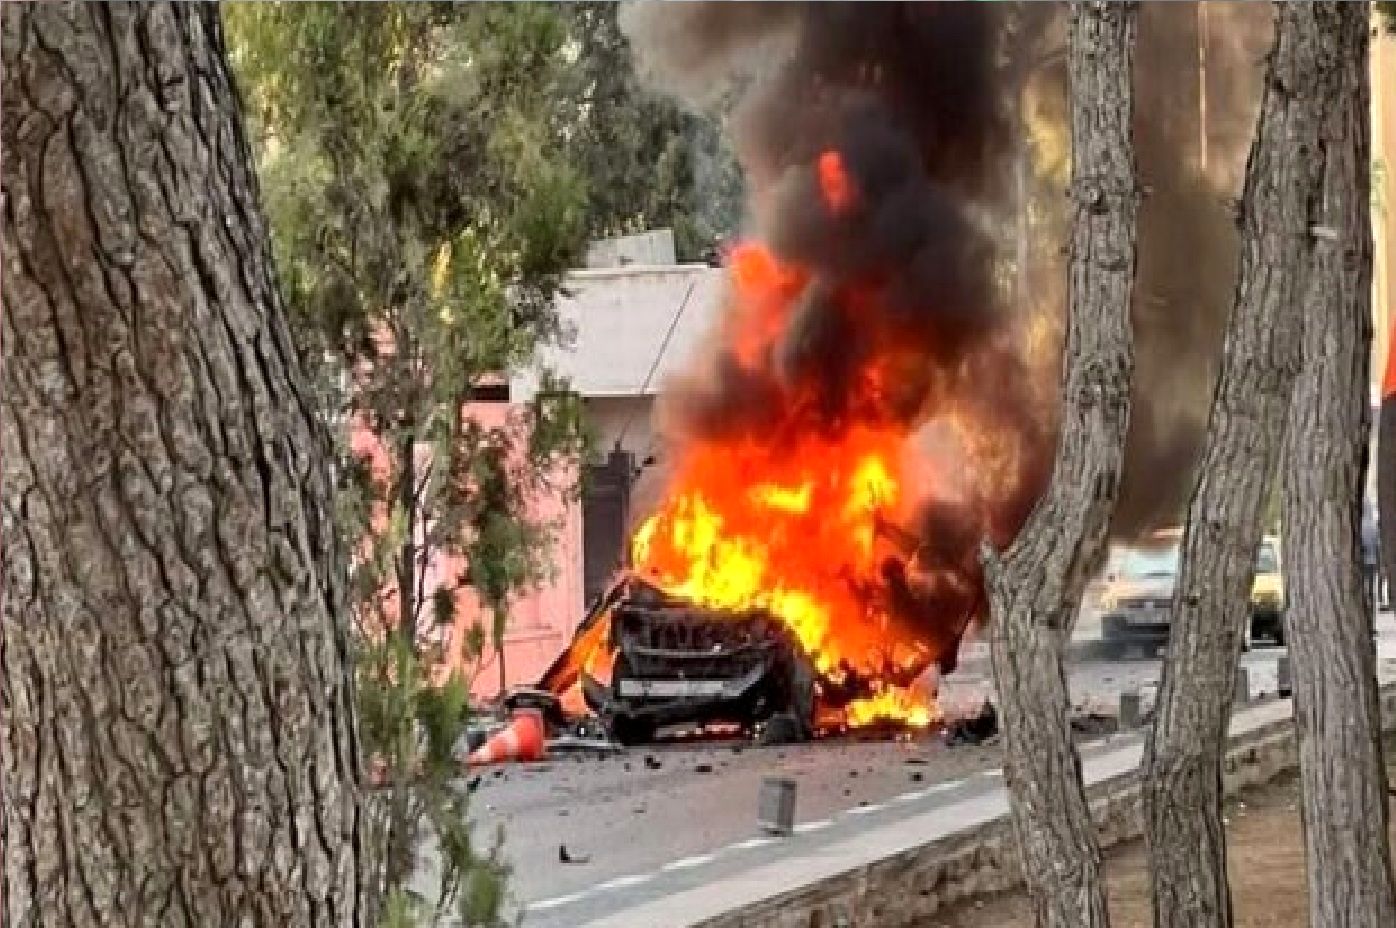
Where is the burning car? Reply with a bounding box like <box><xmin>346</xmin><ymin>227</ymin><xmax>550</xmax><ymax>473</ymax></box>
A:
<box><xmin>540</xmin><ymin>566</ymin><xmax>961</xmax><ymax>745</ymax></box>
<box><xmin>544</xmin><ymin>575</ymin><xmax>817</xmax><ymax>745</ymax></box>
<box><xmin>534</xmin><ymin>36</ymin><xmax>1054</xmax><ymax>742</ymax></box>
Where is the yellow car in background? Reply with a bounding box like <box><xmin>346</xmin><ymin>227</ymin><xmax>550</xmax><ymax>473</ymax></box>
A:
<box><xmin>1248</xmin><ymin>535</ymin><xmax>1285</xmax><ymax>647</ymax></box>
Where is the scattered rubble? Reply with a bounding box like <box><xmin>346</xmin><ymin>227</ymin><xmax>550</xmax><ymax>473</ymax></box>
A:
<box><xmin>558</xmin><ymin>844</ymin><xmax>590</xmax><ymax>865</ymax></box>
<box><xmin>943</xmin><ymin>701</ymin><xmax>998</xmax><ymax>746</ymax></box>
<box><xmin>546</xmin><ymin>735</ymin><xmax>625</xmax><ymax>757</ymax></box>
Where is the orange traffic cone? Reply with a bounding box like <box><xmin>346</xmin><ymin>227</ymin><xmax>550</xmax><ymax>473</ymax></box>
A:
<box><xmin>468</xmin><ymin>709</ymin><xmax>546</xmax><ymax>766</ymax></box>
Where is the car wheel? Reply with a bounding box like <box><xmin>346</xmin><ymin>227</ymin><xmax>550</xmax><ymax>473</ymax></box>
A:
<box><xmin>759</xmin><ymin>712</ymin><xmax>806</xmax><ymax>746</ymax></box>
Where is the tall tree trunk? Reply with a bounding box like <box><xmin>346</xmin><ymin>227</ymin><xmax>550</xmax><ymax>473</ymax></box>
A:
<box><xmin>1142</xmin><ymin>6</ymin><xmax>1344</xmax><ymax>927</ymax></box>
<box><xmin>1385</xmin><ymin>322</ymin><xmax>1396</xmax><ymax>609</ymax></box>
<box><xmin>1283</xmin><ymin>11</ymin><xmax>1396</xmax><ymax>925</ymax></box>
<box><xmin>983</xmin><ymin>5</ymin><xmax>1137</xmax><ymax>927</ymax></box>
<box><xmin>1</xmin><ymin>5</ymin><xmax>373</xmax><ymax>926</ymax></box>
<box><xmin>1383</xmin><ymin>277</ymin><xmax>1396</xmax><ymax>617</ymax></box>
<box><xmin>396</xmin><ymin>431</ymin><xmax>418</xmax><ymax>645</ymax></box>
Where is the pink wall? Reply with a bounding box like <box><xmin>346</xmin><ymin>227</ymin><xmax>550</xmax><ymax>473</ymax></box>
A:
<box><xmin>349</xmin><ymin>401</ymin><xmax>584</xmax><ymax>702</ymax></box>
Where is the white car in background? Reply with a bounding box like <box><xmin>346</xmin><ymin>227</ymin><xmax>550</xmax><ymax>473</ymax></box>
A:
<box><xmin>1097</xmin><ymin>529</ymin><xmax>1284</xmax><ymax>658</ymax></box>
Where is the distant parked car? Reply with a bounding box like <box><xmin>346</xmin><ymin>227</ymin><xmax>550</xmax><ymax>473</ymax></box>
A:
<box><xmin>1099</xmin><ymin>529</ymin><xmax>1284</xmax><ymax>658</ymax></box>
<box><xmin>1249</xmin><ymin>536</ymin><xmax>1285</xmax><ymax>645</ymax></box>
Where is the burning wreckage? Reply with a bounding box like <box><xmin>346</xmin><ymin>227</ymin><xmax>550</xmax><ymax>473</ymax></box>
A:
<box><xmin>538</xmin><ymin>575</ymin><xmax>821</xmax><ymax>746</ymax></box>
<box><xmin>538</xmin><ymin>570</ymin><xmax>967</xmax><ymax>746</ymax></box>
<box><xmin>531</xmin><ymin>425</ymin><xmax>1004</xmax><ymax>746</ymax></box>
<box><xmin>518</xmin><ymin>4</ymin><xmax>1059</xmax><ymax>748</ymax></box>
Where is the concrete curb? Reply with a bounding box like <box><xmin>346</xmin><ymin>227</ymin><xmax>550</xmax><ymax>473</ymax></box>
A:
<box><xmin>681</xmin><ymin>683</ymin><xmax>1396</xmax><ymax>928</ymax></box>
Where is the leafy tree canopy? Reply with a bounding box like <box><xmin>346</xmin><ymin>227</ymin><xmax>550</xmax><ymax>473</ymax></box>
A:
<box><xmin>226</xmin><ymin>3</ymin><xmax>594</xmax><ymax>916</ymax></box>
<box><xmin>558</xmin><ymin>2</ymin><xmax>744</xmax><ymax>261</ymax></box>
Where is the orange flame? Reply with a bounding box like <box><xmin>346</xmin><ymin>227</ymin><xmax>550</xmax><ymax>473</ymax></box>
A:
<box><xmin>631</xmin><ymin>429</ymin><xmax>909</xmax><ymax>680</ymax></box>
<box><xmin>563</xmin><ymin>146</ymin><xmax>1035</xmax><ymax>733</ymax></box>
<box><xmin>844</xmin><ymin>686</ymin><xmax>939</xmax><ymax>730</ymax></box>
<box><xmin>818</xmin><ymin>150</ymin><xmax>856</xmax><ymax>214</ymax></box>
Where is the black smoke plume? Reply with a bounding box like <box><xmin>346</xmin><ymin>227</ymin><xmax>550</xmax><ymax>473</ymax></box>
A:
<box><xmin>620</xmin><ymin>2</ymin><xmax>1054</xmax><ymax>651</ymax></box>
<box><xmin>1115</xmin><ymin>1</ymin><xmax>1270</xmax><ymax>538</ymax></box>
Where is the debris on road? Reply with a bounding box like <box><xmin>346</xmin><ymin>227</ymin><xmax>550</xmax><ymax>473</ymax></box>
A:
<box><xmin>558</xmin><ymin>844</ymin><xmax>590</xmax><ymax>865</ymax></box>
<box><xmin>502</xmin><ymin>686</ymin><xmax>568</xmax><ymax>731</ymax></box>
<box><xmin>546</xmin><ymin>734</ymin><xmax>625</xmax><ymax>757</ymax></box>
<box><xmin>943</xmin><ymin>700</ymin><xmax>998</xmax><ymax>746</ymax></box>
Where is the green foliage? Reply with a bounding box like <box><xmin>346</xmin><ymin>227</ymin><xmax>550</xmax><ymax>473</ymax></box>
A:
<box><xmin>557</xmin><ymin>2</ymin><xmax>744</xmax><ymax>260</ymax></box>
<box><xmin>225</xmin><ymin>5</ymin><xmax>745</xmax><ymax>917</ymax></box>
<box><xmin>225</xmin><ymin>4</ymin><xmax>595</xmax><ymax>922</ymax></box>
<box><xmin>227</xmin><ymin>0</ymin><xmax>587</xmax><ymax>660</ymax></box>
<box><xmin>358</xmin><ymin>634</ymin><xmax>512</xmax><ymax>927</ymax></box>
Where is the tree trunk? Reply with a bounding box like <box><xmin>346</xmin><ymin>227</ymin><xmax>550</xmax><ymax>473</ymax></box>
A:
<box><xmin>1142</xmin><ymin>6</ymin><xmax>1344</xmax><ymax>927</ymax></box>
<box><xmin>396</xmin><ymin>431</ymin><xmax>417</xmax><ymax>645</ymax></box>
<box><xmin>496</xmin><ymin>608</ymin><xmax>509</xmax><ymax>697</ymax></box>
<box><xmin>1282</xmin><ymin>11</ymin><xmax>1396</xmax><ymax>925</ymax></box>
<box><xmin>1385</xmin><ymin>331</ymin><xmax>1396</xmax><ymax>610</ymax></box>
<box><xmin>983</xmin><ymin>5</ymin><xmax>1137</xmax><ymax>927</ymax></box>
<box><xmin>1</xmin><ymin>5</ymin><xmax>373</xmax><ymax>926</ymax></box>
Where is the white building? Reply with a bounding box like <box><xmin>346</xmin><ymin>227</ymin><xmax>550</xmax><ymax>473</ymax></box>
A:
<box><xmin>510</xmin><ymin>230</ymin><xmax>726</xmax><ymax>628</ymax></box>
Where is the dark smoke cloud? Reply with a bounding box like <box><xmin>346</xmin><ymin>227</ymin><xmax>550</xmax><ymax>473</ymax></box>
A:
<box><xmin>1114</xmin><ymin>1</ymin><xmax>1270</xmax><ymax>538</ymax></box>
<box><xmin>620</xmin><ymin>1</ymin><xmax>1054</xmax><ymax>642</ymax></box>
<box><xmin>621</xmin><ymin>1</ymin><xmax>1047</xmax><ymax>443</ymax></box>
<box><xmin>622</xmin><ymin>1</ymin><xmax>1273</xmax><ymax>571</ymax></box>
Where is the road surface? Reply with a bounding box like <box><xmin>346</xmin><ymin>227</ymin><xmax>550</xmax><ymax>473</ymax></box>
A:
<box><xmin>458</xmin><ymin>610</ymin><xmax>1385</xmax><ymax>919</ymax></box>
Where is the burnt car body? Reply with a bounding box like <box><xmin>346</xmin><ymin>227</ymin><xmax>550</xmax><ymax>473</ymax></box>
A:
<box><xmin>538</xmin><ymin>564</ymin><xmax>974</xmax><ymax>745</ymax></box>
<box><xmin>586</xmin><ymin>579</ymin><xmax>818</xmax><ymax>744</ymax></box>
<box><xmin>541</xmin><ymin>576</ymin><xmax>817</xmax><ymax>745</ymax></box>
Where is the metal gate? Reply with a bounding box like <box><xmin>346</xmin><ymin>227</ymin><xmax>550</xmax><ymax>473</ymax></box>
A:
<box><xmin>582</xmin><ymin>448</ymin><xmax>634</xmax><ymax>607</ymax></box>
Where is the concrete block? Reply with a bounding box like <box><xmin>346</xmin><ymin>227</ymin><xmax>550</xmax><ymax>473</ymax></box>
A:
<box><xmin>1235</xmin><ymin>666</ymin><xmax>1251</xmax><ymax>705</ymax></box>
<box><xmin>1118</xmin><ymin>689</ymin><xmax>1143</xmax><ymax>729</ymax></box>
<box><xmin>758</xmin><ymin>777</ymin><xmax>797</xmax><ymax>836</ymax></box>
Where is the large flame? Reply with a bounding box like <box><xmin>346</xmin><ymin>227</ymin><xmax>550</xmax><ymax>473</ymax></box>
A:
<box><xmin>631</xmin><ymin>427</ymin><xmax>916</xmax><ymax>679</ymax></box>
<box><xmin>622</xmin><ymin>152</ymin><xmax>975</xmax><ymax>729</ymax></box>
<box><xmin>545</xmin><ymin>149</ymin><xmax>1038</xmax><ymax>733</ymax></box>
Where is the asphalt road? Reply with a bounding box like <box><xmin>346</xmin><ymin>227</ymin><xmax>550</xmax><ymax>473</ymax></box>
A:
<box><xmin>464</xmin><ymin>632</ymin><xmax>1312</xmax><ymax>913</ymax></box>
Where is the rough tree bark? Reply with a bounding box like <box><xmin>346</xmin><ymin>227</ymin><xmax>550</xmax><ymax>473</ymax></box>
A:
<box><xmin>1</xmin><ymin>4</ymin><xmax>373</xmax><ymax>926</ymax></box>
<box><xmin>1383</xmin><ymin>285</ymin><xmax>1396</xmax><ymax>636</ymax></box>
<box><xmin>1385</xmin><ymin>325</ymin><xmax>1396</xmax><ymax>622</ymax></box>
<box><xmin>1282</xmin><ymin>11</ymin><xmax>1396</xmax><ymax>925</ymax></box>
<box><xmin>1141</xmin><ymin>6</ymin><xmax>1345</xmax><ymax>927</ymax></box>
<box><xmin>982</xmin><ymin>5</ymin><xmax>1137</xmax><ymax>927</ymax></box>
